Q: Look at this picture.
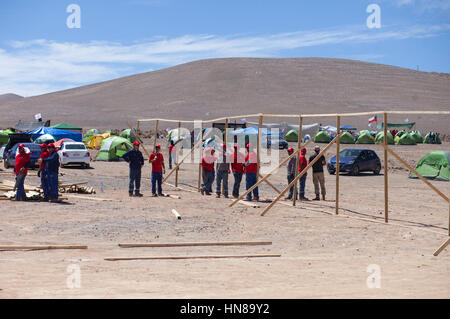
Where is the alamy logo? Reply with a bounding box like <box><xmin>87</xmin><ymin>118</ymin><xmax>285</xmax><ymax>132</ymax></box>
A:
<box><xmin>66</xmin><ymin>4</ymin><xmax>81</xmax><ymax>29</ymax></box>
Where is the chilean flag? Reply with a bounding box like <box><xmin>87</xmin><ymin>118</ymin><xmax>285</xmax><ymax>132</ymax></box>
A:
<box><xmin>368</xmin><ymin>115</ymin><xmax>377</xmax><ymax>124</ymax></box>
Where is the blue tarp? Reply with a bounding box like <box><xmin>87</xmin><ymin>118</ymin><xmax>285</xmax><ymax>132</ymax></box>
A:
<box><xmin>340</xmin><ymin>125</ymin><xmax>357</xmax><ymax>131</ymax></box>
<box><xmin>230</xmin><ymin>126</ymin><xmax>281</xmax><ymax>135</ymax></box>
<box><xmin>26</xmin><ymin>127</ymin><xmax>82</xmax><ymax>142</ymax></box>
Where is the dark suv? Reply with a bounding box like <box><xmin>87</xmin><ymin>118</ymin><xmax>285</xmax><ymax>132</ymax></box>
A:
<box><xmin>327</xmin><ymin>149</ymin><xmax>381</xmax><ymax>175</ymax></box>
<box><xmin>4</xmin><ymin>143</ymin><xmax>42</xmax><ymax>169</ymax></box>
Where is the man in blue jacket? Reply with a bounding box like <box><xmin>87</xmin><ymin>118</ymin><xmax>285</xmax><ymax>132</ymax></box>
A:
<box><xmin>40</xmin><ymin>143</ymin><xmax>60</xmax><ymax>202</ymax></box>
<box><xmin>122</xmin><ymin>141</ymin><xmax>144</xmax><ymax>197</ymax></box>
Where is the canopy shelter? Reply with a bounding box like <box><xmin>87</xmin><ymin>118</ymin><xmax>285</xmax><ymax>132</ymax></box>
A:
<box><xmin>12</xmin><ymin>120</ymin><xmax>49</xmax><ymax>132</ymax></box>
<box><xmin>230</xmin><ymin>126</ymin><xmax>282</xmax><ymax>135</ymax></box>
<box><xmin>51</xmin><ymin>123</ymin><xmax>82</xmax><ymax>133</ymax></box>
<box><xmin>340</xmin><ymin>125</ymin><xmax>357</xmax><ymax>131</ymax></box>
<box><xmin>168</xmin><ymin>128</ymin><xmax>191</xmax><ymax>145</ymax></box>
<box><xmin>26</xmin><ymin>127</ymin><xmax>82</xmax><ymax>143</ymax></box>
<box><xmin>54</xmin><ymin>138</ymin><xmax>75</xmax><ymax>149</ymax></box>
<box><xmin>410</xmin><ymin>151</ymin><xmax>450</xmax><ymax>181</ymax></box>
<box><xmin>377</xmin><ymin>122</ymin><xmax>416</xmax><ymax>130</ymax></box>
<box><xmin>96</xmin><ymin>136</ymin><xmax>133</xmax><ymax>161</ymax></box>
<box><xmin>246</xmin><ymin>121</ymin><xmax>320</xmax><ymax>136</ymax></box>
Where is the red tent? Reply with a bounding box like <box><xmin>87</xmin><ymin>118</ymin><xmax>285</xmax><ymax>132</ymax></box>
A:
<box><xmin>54</xmin><ymin>138</ymin><xmax>74</xmax><ymax>150</ymax></box>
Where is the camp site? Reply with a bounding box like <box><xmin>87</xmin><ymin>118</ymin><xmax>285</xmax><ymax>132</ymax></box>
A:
<box><xmin>1</xmin><ymin>1</ymin><xmax>450</xmax><ymax>303</ymax></box>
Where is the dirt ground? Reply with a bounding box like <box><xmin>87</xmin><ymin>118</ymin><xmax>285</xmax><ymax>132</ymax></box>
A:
<box><xmin>0</xmin><ymin>140</ymin><xmax>449</xmax><ymax>299</ymax></box>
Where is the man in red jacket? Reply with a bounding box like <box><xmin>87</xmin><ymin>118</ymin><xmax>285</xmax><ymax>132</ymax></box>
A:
<box><xmin>243</xmin><ymin>143</ymin><xmax>259</xmax><ymax>201</ymax></box>
<box><xmin>298</xmin><ymin>148</ymin><xmax>308</xmax><ymax>200</ymax></box>
<box><xmin>149</xmin><ymin>144</ymin><xmax>165</xmax><ymax>197</ymax></box>
<box><xmin>14</xmin><ymin>144</ymin><xmax>31</xmax><ymax>201</ymax></box>
<box><xmin>201</xmin><ymin>148</ymin><xmax>216</xmax><ymax>195</ymax></box>
<box><xmin>230</xmin><ymin>145</ymin><xmax>245</xmax><ymax>198</ymax></box>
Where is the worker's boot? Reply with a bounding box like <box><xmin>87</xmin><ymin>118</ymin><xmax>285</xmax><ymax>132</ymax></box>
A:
<box><xmin>313</xmin><ymin>195</ymin><xmax>320</xmax><ymax>201</ymax></box>
<box><xmin>216</xmin><ymin>194</ymin><xmax>220</xmax><ymax>198</ymax></box>
<box><xmin>322</xmin><ymin>194</ymin><xmax>326</xmax><ymax>201</ymax></box>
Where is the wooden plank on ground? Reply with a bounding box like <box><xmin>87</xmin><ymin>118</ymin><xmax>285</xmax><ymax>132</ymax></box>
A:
<box><xmin>0</xmin><ymin>245</ymin><xmax>88</xmax><ymax>251</ymax></box>
<box><xmin>118</xmin><ymin>241</ymin><xmax>272</xmax><ymax>248</ymax></box>
<box><xmin>105</xmin><ymin>254</ymin><xmax>281</xmax><ymax>261</ymax></box>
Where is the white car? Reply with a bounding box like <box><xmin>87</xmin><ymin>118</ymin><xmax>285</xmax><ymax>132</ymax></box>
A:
<box><xmin>58</xmin><ymin>142</ymin><xmax>91</xmax><ymax>168</ymax></box>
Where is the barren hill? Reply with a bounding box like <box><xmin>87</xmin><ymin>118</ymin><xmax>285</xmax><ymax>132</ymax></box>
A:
<box><xmin>0</xmin><ymin>93</ymin><xmax>23</xmax><ymax>104</ymax></box>
<box><xmin>1</xmin><ymin>58</ymin><xmax>449</xmax><ymax>133</ymax></box>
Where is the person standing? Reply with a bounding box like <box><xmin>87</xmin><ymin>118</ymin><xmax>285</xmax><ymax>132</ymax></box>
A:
<box><xmin>201</xmin><ymin>148</ymin><xmax>216</xmax><ymax>196</ymax></box>
<box><xmin>168</xmin><ymin>140</ymin><xmax>176</xmax><ymax>169</ymax></box>
<box><xmin>122</xmin><ymin>141</ymin><xmax>144</xmax><ymax>197</ymax></box>
<box><xmin>149</xmin><ymin>144</ymin><xmax>165</xmax><ymax>197</ymax></box>
<box><xmin>298</xmin><ymin>148</ymin><xmax>308</xmax><ymax>200</ymax></box>
<box><xmin>41</xmin><ymin>143</ymin><xmax>60</xmax><ymax>202</ymax></box>
<box><xmin>230</xmin><ymin>145</ymin><xmax>245</xmax><ymax>198</ymax></box>
<box><xmin>37</xmin><ymin>143</ymin><xmax>50</xmax><ymax>201</ymax></box>
<box><xmin>285</xmin><ymin>148</ymin><xmax>296</xmax><ymax>200</ymax></box>
<box><xmin>216</xmin><ymin>144</ymin><xmax>230</xmax><ymax>198</ymax></box>
<box><xmin>309</xmin><ymin>145</ymin><xmax>326</xmax><ymax>200</ymax></box>
<box><xmin>243</xmin><ymin>143</ymin><xmax>259</xmax><ymax>201</ymax></box>
<box><xmin>14</xmin><ymin>144</ymin><xmax>31</xmax><ymax>201</ymax></box>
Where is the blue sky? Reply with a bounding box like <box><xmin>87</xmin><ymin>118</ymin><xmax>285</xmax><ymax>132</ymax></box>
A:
<box><xmin>0</xmin><ymin>0</ymin><xmax>449</xmax><ymax>96</ymax></box>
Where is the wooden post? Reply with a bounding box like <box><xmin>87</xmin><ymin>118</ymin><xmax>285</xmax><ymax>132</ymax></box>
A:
<box><xmin>293</xmin><ymin>116</ymin><xmax>302</xmax><ymax>206</ymax></box>
<box><xmin>126</xmin><ymin>122</ymin><xmax>150</xmax><ymax>158</ymax></box>
<box><xmin>175</xmin><ymin>121</ymin><xmax>181</xmax><ymax>187</ymax></box>
<box><xmin>153</xmin><ymin>120</ymin><xmax>159</xmax><ymax>152</ymax></box>
<box><xmin>336</xmin><ymin>116</ymin><xmax>340</xmax><ymax>215</ymax></box>
<box><xmin>261</xmin><ymin>133</ymin><xmax>341</xmax><ymax>216</ymax></box>
<box><xmin>223</xmin><ymin>119</ymin><xmax>228</xmax><ymax>195</ymax></box>
<box><xmin>384</xmin><ymin>112</ymin><xmax>388</xmax><ymax>223</ymax></box>
<box><xmin>448</xmin><ymin>187</ymin><xmax>450</xmax><ymax>236</ymax></box>
<box><xmin>136</xmin><ymin>120</ymin><xmax>140</xmax><ymax>135</ymax></box>
<box><xmin>433</xmin><ymin>238</ymin><xmax>450</xmax><ymax>256</ymax></box>
<box><xmin>118</xmin><ymin>241</ymin><xmax>272</xmax><ymax>248</ymax></box>
<box><xmin>257</xmin><ymin>114</ymin><xmax>263</xmax><ymax>182</ymax></box>
<box><xmin>198</xmin><ymin>121</ymin><xmax>203</xmax><ymax>192</ymax></box>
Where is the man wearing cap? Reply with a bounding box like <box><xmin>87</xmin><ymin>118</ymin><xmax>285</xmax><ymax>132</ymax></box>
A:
<box><xmin>41</xmin><ymin>143</ymin><xmax>60</xmax><ymax>202</ymax></box>
<box><xmin>38</xmin><ymin>143</ymin><xmax>50</xmax><ymax>201</ymax></box>
<box><xmin>215</xmin><ymin>144</ymin><xmax>230</xmax><ymax>198</ymax></box>
<box><xmin>309</xmin><ymin>145</ymin><xmax>326</xmax><ymax>200</ymax></box>
<box><xmin>201</xmin><ymin>148</ymin><xmax>216</xmax><ymax>196</ymax></box>
<box><xmin>14</xmin><ymin>144</ymin><xmax>31</xmax><ymax>201</ymax></box>
<box><xmin>230</xmin><ymin>144</ymin><xmax>245</xmax><ymax>198</ymax></box>
<box><xmin>285</xmin><ymin>148</ymin><xmax>297</xmax><ymax>200</ymax></box>
<box><xmin>122</xmin><ymin>141</ymin><xmax>144</xmax><ymax>197</ymax></box>
<box><xmin>149</xmin><ymin>144</ymin><xmax>165</xmax><ymax>197</ymax></box>
<box><xmin>243</xmin><ymin>143</ymin><xmax>259</xmax><ymax>201</ymax></box>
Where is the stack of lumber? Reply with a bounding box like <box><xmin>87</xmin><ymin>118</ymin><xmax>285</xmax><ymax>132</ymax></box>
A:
<box><xmin>0</xmin><ymin>179</ymin><xmax>40</xmax><ymax>192</ymax></box>
<box><xmin>59</xmin><ymin>182</ymin><xmax>96</xmax><ymax>194</ymax></box>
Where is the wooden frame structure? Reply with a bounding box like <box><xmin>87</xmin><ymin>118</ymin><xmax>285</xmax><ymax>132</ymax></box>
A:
<box><xmin>136</xmin><ymin>110</ymin><xmax>450</xmax><ymax>256</ymax></box>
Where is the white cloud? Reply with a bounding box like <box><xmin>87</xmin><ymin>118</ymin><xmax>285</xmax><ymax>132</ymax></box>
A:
<box><xmin>1</xmin><ymin>23</ymin><xmax>449</xmax><ymax>97</ymax></box>
<box><xmin>389</xmin><ymin>0</ymin><xmax>450</xmax><ymax>10</ymax></box>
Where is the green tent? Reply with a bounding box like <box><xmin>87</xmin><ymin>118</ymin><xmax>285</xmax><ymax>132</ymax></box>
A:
<box><xmin>340</xmin><ymin>131</ymin><xmax>355</xmax><ymax>144</ymax></box>
<box><xmin>51</xmin><ymin>123</ymin><xmax>82</xmax><ymax>132</ymax></box>
<box><xmin>375</xmin><ymin>131</ymin><xmax>394</xmax><ymax>145</ymax></box>
<box><xmin>285</xmin><ymin>129</ymin><xmax>298</xmax><ymax>142</ymax></box>
<box><xmin>120</xmin><ymin>129</ymin><xmax>137</xmax><ymax>143</ymax></box>
<box><xmin>314</xmin><ymin>131</ymin><xmax>331</xmax><ymax>143</ymax></box>
<box><xmin>410</xmin><ymin>151</ymin><xmax>450</xmax><ymax>181</ymax></box>
<box><xmin>356</xmin><ymin>132</ymin><xmax>374</xmax><ymax>144</ymax></box>
<box><xmin>396</xmin><ymin>133</ymin><xmax>416</xmax><ymax>145</ymax></box>
<box><xmin>0</xmin><ymin>129</ymin><xmax>14</xmax><ymax>144</ymax></box>
<box><xmin>423</xmin><ymin>132</ymin><xmax>442</xmax><ymax>144</ymax></box>
<box><xmin>410</xmin><ymin>131</ymin><xmax>423</xmax><ymax>143</ymax></box>
<box><xmin>96</xmin><ymin>136</ymin><xmax>133</xmax><ymax>161</ymax></box>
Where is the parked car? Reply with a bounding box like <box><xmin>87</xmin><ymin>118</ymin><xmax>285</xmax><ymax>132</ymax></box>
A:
<box><xmin>3</xmin><ymin>143</ymin><xmax>42</xmax><ymax>169</ymax></box>
<box><xmin>327</xmin><ymin>148</ymin><xmax>381</xmax><ymax>175</ymax></box>
<box><xmin>263</xmin><ymin>135</ymin><xmax>289</xmax><ymax>149</ymax></box>
<box><xmin>0</xmin><ymin>146</ymin><xmax>5</xmax><ymax>159</ymax></box>
<box><xmin>58</xmin><ymin>142</ymin><xmax>91</xmax><ymax>168</ymax></box>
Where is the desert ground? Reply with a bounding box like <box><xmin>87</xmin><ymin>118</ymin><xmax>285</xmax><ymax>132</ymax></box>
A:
<box><xmin>0</xmin><ymin>139</ymin><xmax>449</xmax><ymax>299</ymax></box>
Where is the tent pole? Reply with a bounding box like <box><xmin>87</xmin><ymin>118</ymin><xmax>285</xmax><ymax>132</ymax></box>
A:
<box><xmin>153</xmin><ymin>120</ymin><xmax>159</xmax><ymax>153</ymax></box>
<box><xmin>257</xmin><ymin>114</ymin><xmax>263</xmax><ymax>183</ymax></box>
<box><xmin>223</xmin><ymin>119</ymin><xmax>228</xmax><ymax>196</ymax></box>
<box><xmin>384</xmin><ymin>112</ymin><xmax>388</xmax><ymax>223</ymax></box>
<box><xmin>336</xmin><ymin>116</ymin><xmax>340</xmax><ymax>215</ymax></box>
<box><xmin>293</xmin><ymin>116</ymin><xmax>302</xmax><ymax>206</ymax></box>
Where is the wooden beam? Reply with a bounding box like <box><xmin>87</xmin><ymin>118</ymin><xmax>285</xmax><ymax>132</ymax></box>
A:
<box><xmin>0</xmin><ymin>245</ymin><xmax>88</xmax><ymax>251</ymax></box>
<box><xmin>153</xmin><ymin>120</ymin><xmax>159</xmax><ymax>152</ymax></box>
<box><xmin>384</xmin><ymin>112</ymin><xmax>388</xmax><ymax>223</ymax></box>
<box><xmin>433</xmin><ymin>237</ymin><xmax>450</xmax><ymax>256</ymax></box>
<box><xmin>336</xmin><ymin>116</ymin><xmax>340</xmax><ymax>215</ymax></box>
<box><xmin>257</xmin><ymin>114</ymin><xmax>263</xmax><ymax>182</ymax></box>
<box><xmin>258</xmin><ymin>172</ymin><xmax>282</xmax><ymax>194</ymax></box>
<box><xmin>198</xmin><ymin>121</ymin><xmax>203</xmax><ymax>192</ymax></box>
<box><xmin>293</xmin><ymin>116</ymin><xmax>302</xmax><ymax>206</ymax></box>
<box><xmin>118</xmin><ymin>241</ymin><xmax>272</xmax><ymax>248</ymax></box>
<box><xmin>223</xmin><ymin>119</ymin><xmax>228</xmax><ymax>195</ymax></box>
<box><xmin>261</xmin><ymin>133</ymin><xmax>341</xmax><ymax>216</ymax></box>
<box><xmin>105</xmin><ymin>254</ymin><xmax>281</xmax><ymax>261</ymax></box>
